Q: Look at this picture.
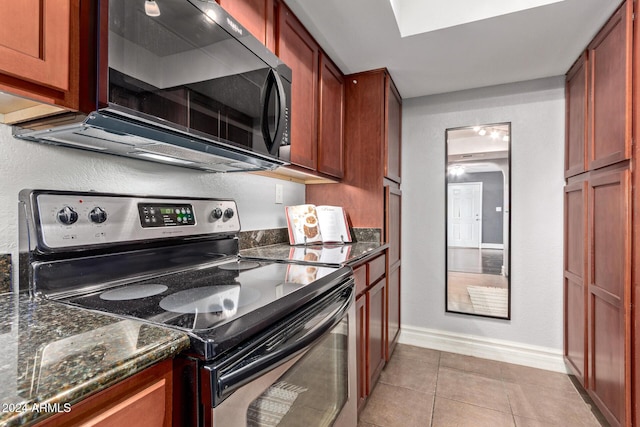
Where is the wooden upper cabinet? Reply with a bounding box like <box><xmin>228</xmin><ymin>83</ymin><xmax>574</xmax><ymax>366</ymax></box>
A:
<box><xmin>217</xmin><ymin>0</ymin><xmax>275</xmax><ymax>52</ymax></box>
<box><xmin>588</xmin><ymin>0</ymin><xmax>632</xmax><ymax>170</ymax></box>
<box><xmin>385</xmin><ymin>79</ymin><xmax>402</xmax><ymax>183</ymax></box>
<box><xmin>565</xmin><ymin>53</ymin><xmax>588</xmax><ymax>178</ymax></box>
<box><xmin>277</xmin><ymin>4</ymin><xmax>319</xmax><ymax>171</ymax></box>
<box><xmin>317</xmin><ymin>53</ymin><xmax>345</xmax><ymax>179</ymax></box>
<box><xmin>0</xmin><ymin>0</ymin><xmax>102</xmax><ymax>117</ymax></box>
<box><xmin>0</xmin><ymin>0</ymin><xmax>70</xmax><ymax>92</ymax></box>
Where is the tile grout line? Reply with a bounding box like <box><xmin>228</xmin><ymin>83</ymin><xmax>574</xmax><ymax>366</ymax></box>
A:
<box><xmin>499</xmin><ymin>367</ymin><xmax>519</xmax><ymax>426</ymax></box>
<box><xmin>429</xmin><ymin>350</ymin><xmax>442</xmax><ymax>427</ymax></box>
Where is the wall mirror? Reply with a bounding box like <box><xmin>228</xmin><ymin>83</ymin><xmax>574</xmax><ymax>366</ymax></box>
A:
<box><xmin>446</xmin><ymin>123</ymin><xmax>511</xmax><ymax>319</ymax></box>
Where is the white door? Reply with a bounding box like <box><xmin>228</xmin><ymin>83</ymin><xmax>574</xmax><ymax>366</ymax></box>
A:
<box><xmin>448</xmin><ymin>182</ymin><xmax>482</xmax><ymax>248</ymax></box>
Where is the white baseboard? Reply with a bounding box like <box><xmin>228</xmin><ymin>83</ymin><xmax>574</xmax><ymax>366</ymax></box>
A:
<box><xmin>398</xmin><ymin>325</ymin><xmax>568</xmax><ymax>374</ymax></box>
<box><xmin>481</xmin><ymin>243</ymin><xmax>504</xmax><ymax>249</ymax></box>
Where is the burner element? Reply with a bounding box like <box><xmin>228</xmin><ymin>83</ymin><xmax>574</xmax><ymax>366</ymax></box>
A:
<box><xmin>159</xmin><ymin>285</ymin><xmax>261</xmax><ymax>314</ymax></box>
<box><xmin>100</xmin><ymin>284</ymin><xmax>168</xmax><ymax>301</ymax></box>
<box><xmin>218</xmin><ymin>261</ymin><xmax>261</xmax><ymax>271</ymax></box>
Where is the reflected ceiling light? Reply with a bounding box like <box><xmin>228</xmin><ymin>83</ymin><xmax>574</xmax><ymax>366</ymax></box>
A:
<box><xmin>205</xmin><ymin>8</ymin><xmax>218</xmax><ymax>22</ymax></box>
<box><xmin>449</xmin><ymin>165</ymin><xmax>465</xmax><ymax>176</ymax></box>
<box><xmin>491</xmin><ymin>130</ymin><xmax>500</xmax><ymax>139</ymax></box>
<box><xmin>503</xmin><ymin>135</ymin><xmax>510</xmax><ymax>142</ymax></box>
<box><xmin>472</xmin><ymin>126</ymin><xmax>481</xmax><ymax>132</ymax></box>
<box><xmin>145</xmin><ymin>0</ymin><xmax>161</xmax><ymax>17</ymax></box>
<box><xmin>478</xmin><ymin>128</ymin><xmax>487</xmax><ymax>136</ymax></box>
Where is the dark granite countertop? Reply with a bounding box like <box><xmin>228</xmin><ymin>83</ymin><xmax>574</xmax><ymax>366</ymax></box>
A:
<box><xmin>0</xmin><ymin>293</ymin><xmax>190</xmax><ymax>427</ymax></box>
<box><xmin>240</xmin><ymin>241</ymin><xmax>388</xmax><ymax>266</ymax></box>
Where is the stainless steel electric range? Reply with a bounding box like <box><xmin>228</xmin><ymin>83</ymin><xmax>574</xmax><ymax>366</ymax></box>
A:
<box><xmin>18</xmin><ymin>190</ymin><xmax>357</xmax><ymax>427</ymax></box>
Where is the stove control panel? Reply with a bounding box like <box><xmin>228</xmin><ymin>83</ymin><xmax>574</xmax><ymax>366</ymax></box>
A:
<box><xmin>31</xmin><ymin>191</ymin><xmax>241</xmax><ymax>251</ymax></box>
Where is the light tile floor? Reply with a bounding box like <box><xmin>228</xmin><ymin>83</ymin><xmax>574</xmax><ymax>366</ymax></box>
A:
<box><xmin>358</xmin><ymin>344</ymin><xmax>608</xmax><ymax>427</ymax></box>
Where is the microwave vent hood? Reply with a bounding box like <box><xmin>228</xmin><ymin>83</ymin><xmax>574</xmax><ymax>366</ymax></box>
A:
<box><xmin>11</xmin><ymin>0</ymin><xmax>292</xmax><ymax>173</ymax></box>
<box><xmin>14</xmin><ymin>109</ymin><xmax>286</xmax><ymax>172</ymax></box>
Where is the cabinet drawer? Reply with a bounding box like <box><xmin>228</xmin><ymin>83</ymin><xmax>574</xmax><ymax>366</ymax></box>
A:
<box><xmin>354</xmin><ymin>265</ymin><xmax>367</xmax><ymax>296</ymax></box>
<box><xmin>368</xmin><ymin>254</ymin><xmax>386</xmax><ymax>285</ymax></box>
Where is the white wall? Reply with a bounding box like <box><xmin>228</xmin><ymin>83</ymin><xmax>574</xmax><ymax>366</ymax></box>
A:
<box><xmin>0</xmin><ymin>123</ymin><xmax>304</xmax><ymax>280</ymax></box>
<box><xmin>401</xmin><ymin>77</ymin><xmax>565</xmax><ymax>356</ymax></box>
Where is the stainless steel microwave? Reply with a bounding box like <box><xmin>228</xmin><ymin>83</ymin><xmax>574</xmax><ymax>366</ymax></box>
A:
<box><xmin>15</xmin><ymin>0</ymin><xmax>292</xmax><ymax>172</ymax></box>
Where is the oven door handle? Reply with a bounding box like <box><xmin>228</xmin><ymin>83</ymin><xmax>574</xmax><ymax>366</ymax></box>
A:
<box><xmin>210</xmin><ymin>279</ymin><xmax>354</xmax><ymax>404</ymax></box>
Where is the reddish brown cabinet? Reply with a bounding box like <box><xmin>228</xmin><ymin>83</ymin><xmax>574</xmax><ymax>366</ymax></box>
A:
<box><xmin>385</xmin><ymin>82</ymin><xmax>402</xmax><ymax>183</ymax></box>
<box><xmin>275</xmin><ymin>3</ymin><xmax>345</xmax><ymax>180</ymax></box>
<box><xmin>352</xmin><ymin>254</ymin><xmax>387</xmax><ymax>413</ymax></box>
<box><xmin>307</xmin><ymin>68</ymin><xmax>402</xmax><ymax>389</ymax></box>
<box><xmin>385</xmin><ymin>185</ymin><xmax>401</xmax><ymax>357</ymax></box>
<box><xmin>217</xmin><ymin>0</ymin><xmax>275</xmax><ymax>51</ymax></box>
<box><xmin>588</xmin><ymin>1</ymin><xmax>632</xmax><ymax>170</ymax></box>
<box><xmin>317</xmin><ymin>54</ymin><xmax>345</xmax><ymax>179</ymax></box>
<box><xmin>367</xmin><ymin>278</ymin><xmax>386</xmax><ymax>392</ymax></box>
<box><xmin>0</xmin><ymin>0</ymin><xmax>71</xmax><ymax>93</ymax></box>
<box><xmin>565</xmin><ymin>53</ymin><xmax>588</xmax><ymax>178</ymax></box>
<box><xmin>34</xmin><ymin>360</ymin><xmax>173</xmax><ymax>427</ymax></box>
<box><xmin>587</xmin><ymin>167</ymin><xmax>631</xmax><ymax>427</ymax></box>
<box><xmin>564</xmin><ymin>167</ymin><xmax>632</xmax><ymax>427</ymax></box>
<box><xmin>564</xmin><ymin>2</ymin><xmax>634</xmax><ymax>426</ymax></box>
<box><xmin>565</xmin><ymin>0</ymin><xmax>632</xmax><ymax>177</ymax></box>
<box><xmin>563</xmin><ymin>180</ymin><xmax>588</xmax><ymax>385</ymax></box>
<box><xmin>0</xmin><ymin>0</ymin><xmax>101</xmax><ymax>115</ymax></box>
<box><xmin>277</xmin><ymin>4</ymin><xmax>319</xmax><ymax>171</ymax></box>
<box><xmin>354</xmin><ymin>268</ymin><xmax>368</xmax><ymax>413</ymax></box>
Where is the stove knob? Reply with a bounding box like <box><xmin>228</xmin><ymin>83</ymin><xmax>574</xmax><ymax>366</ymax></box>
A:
<box><xmin>89</xmin><ymin>207</ymin><xmax>108</xmax><ymax>224</ymax></box>
<box><xmin>57</xmin><ymin>206</ymin><xmax>79</xmax><ymax>225</ymax></box>
<box><xmin>211</xmin><ymin>208</ymin><xmax>223</xmax><ymax>220</ymax></box>
<box><xmin>224</xmin><ymin>208</ymin><xmax>235</xmax><ymax>219</ymax></box>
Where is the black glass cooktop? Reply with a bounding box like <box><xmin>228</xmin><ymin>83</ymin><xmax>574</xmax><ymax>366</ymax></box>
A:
<box><xmin>59</xmin><ymin>259</ymin><xmax>351</xmax><ymax>359</ymax></box>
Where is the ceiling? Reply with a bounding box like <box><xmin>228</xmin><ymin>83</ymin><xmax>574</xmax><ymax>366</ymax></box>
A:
<box><xmin>283</xmin><ymin>0</ymin><xmax>623</xmax><ymax>99</ymax></box>
<box><xmin>447</xmin><ymin>124</ymin><xmax>509</xmax><ymax>173</ymax></box>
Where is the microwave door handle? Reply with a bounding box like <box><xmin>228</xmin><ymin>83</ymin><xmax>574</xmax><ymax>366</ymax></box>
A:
<box><xmin>213</xmin><ymin>281</ymin><xmax>354</xmax><ymax>402</ymax></box>
<box><xmin>261</xmin><ymin>70</ymin><xmax>287</xmax><ymax>155</ymax></box>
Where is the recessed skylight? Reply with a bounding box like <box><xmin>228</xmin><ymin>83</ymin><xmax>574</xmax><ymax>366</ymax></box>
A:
<box><xmin>389</xmin><ymin>0</ymin><xmax>566</xmax><ymax>37</ymax></box>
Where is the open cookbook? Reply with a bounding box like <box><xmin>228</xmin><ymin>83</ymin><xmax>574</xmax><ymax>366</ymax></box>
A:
<box><xmin>285</xmin><ymin>204</ymin><xmax>352</xmax><ymax>245</ymax></box>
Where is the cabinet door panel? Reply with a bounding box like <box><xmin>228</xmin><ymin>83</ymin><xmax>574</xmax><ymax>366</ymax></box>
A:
<box><xmin>385</xmin><ymin>79</ymin><xmax>402</xmax><ymax>183</ymax></box>
<box><xmin>277</xmin><ymin>6</ymin><xmax>318</xmax><ymax>170</ymax></box>
<box><xmin>317</xmin><ymin>54</ymin><xmax>344</xmax><ymax>178</ymax></box>
<box><xmin>563</xmin><ymin>181</ymin><xmax>588</xmax><ymax>384</ymax></box>
<box><xmin>588</xmin><ymin>168</ymin><xmax>630</xmax><ymax>427</ymax></box>
<box><xmin>0</xmin><ymin>0</ymin><xmax>70</xmax><ymax>91</ymax></box>
<box><xmin>565</xmin><ymin>53</ymin><xmax>588</xmax><ymax>178</ymax></box>
<box><xmin>588</xmin><ymin>1</ymin><xmax>632</xmax><ymax>170</ymax></box>
<box><xmin>385</xmin><ymin>185</ymin><xmax>401</xmax><ymax>268</ymax></box>
<box><xmin>217</xmin><ymin>0</ymin><xmax>275</xmax><ymax>51</ymax></box>
<box><xmin>355</xmin><ymin>295</ymin><xmax>367</xmax><ymax>412</ymax></box>
<box><xmin>387</xmin><ymin>265</ymin><xmax>400</xmax><ymax>360</ymax></box>
<box><xmin>367</xmin><ymin>279</ymin><xmax>386</xmax><ymax>393</ymax></box>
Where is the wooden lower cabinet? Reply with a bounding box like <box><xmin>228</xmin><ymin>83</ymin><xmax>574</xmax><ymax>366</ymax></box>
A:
<box><xmin>587</xmin><ymin>167</ymin><xmax>630</xmax><ymax>427</ymax></box>
<box><xmin>353</xmin><ymin>254</ymin><xmax>387</xmax><ymax>415</ymax></box>
<box><xmin>367</xmin><ymin>279</ymin><xmax>386</xmax><ymax>391</ymax></box>
<box><xmin>564</xmin><ymin>165</ymin><xmax>631</xmax><ymax>427</ymax></box>
<box><xmin>355</xmin><ymin>293</ymin><xmax>367</xmax><ymax>413</ymax></box>
<box><xmin>563</xmin><ymin>180</ymin><xmax>588</xmax><ymax>384</ymax></box>
<box><xmin>387</xmin><ymin>265</ymin><xmax>401</xmax><ymax>359</ymax></box>
<box><xmin>34</xmin><ymin>360</ymin><xmax>173</xmax><ymax>427</ymax></box>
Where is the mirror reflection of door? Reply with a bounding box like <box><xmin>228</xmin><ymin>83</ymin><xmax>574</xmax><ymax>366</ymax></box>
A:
<box><xmin>448</xmin><ymin>182</ymin><xmax>482</xmax><ymax>248</ymax></box>
<box><xmin>446</xmin><ymin>123</ymin><xmax>510</xmax><ymax>319</ymax></box>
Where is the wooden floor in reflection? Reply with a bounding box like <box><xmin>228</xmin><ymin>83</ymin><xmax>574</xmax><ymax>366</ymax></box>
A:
<box><xmin>447</xmin><ymin>271</ymin><xmax>508</xmax><ymax>316</ymax></box>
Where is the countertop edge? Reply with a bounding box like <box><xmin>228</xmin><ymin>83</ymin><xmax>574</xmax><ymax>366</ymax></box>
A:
<box><xmin>3</xmin><ymin>331</ymin><xmax>190</xmax><ymax>427</ymax></box>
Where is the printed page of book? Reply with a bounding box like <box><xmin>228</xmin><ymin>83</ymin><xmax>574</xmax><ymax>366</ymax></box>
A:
<box><xmin>315</xmin><ymin>206</ymin><xmax>351</xmax><ymax>243</ymax></box>
<box><xmin>285</xmin><ymin>205</ymin><xmax>323</xmax><ymax>245</ymax></box>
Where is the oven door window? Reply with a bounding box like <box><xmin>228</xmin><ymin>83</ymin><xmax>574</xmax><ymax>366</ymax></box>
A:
<box><xmin>247</xmin><ymin>319</ymin><xmax>348</xmax><ymax>427</ymax></box>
